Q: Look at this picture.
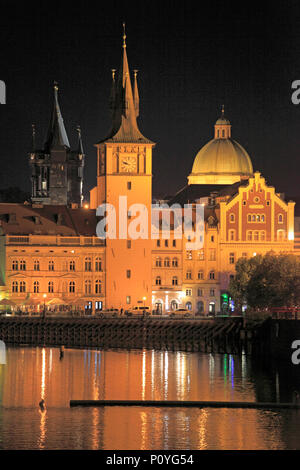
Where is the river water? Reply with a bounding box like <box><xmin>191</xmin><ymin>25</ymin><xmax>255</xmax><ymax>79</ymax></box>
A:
<box><xmin>0</xmin><ymin>346</ymin><xmax>300</xmax><ymax>450</ymax></box>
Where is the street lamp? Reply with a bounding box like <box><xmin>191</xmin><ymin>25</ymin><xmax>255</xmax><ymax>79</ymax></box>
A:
<box><xmin>143</xmin><ymin>297</ymin><xmax>146</xmax><ymax>308</ymax></box>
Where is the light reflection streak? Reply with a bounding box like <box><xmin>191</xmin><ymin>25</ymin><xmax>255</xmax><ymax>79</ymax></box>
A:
<box><xmin>142</xmin><ymin>350</ymin><xmax>146</xmax><ymax>400</ymax></box>
<box><xmin>38</xmin><ymin>348</ymin><xmax>47</xmax><ymax>450</ymax></box>
<box><xmin>140</xmin><ymin>411</ymin><xmax>147</xmax><ymax>450</ymax></box>
<box><xmin>164</xmin><ymin>351</ymin><xmax>168</xmax><ymax>399</ymax></box>
<box><xmin>197</xmin><ymin>409</ymin><xmax>208</xmax><ymax>449</ymax></box>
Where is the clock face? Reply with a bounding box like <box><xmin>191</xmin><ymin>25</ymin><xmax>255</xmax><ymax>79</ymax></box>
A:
<box><xmin>120</xmin><ymin>156</ymin><xmax>136</xmax><ymax>173</ymax></box>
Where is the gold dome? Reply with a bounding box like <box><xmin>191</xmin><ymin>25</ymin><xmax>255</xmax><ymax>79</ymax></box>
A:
<box><xmin>188</xmin><ymin>109</ymin><xmax>253</xmax><ymax>185</ymax></box>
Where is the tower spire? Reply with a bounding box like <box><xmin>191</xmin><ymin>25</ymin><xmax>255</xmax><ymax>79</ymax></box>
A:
<box><xmin>133</xmin><ymin>69</ymin><xmax>139</xmax><ymax>118</ymax></box>
<box><xmin>98</xmin><ymin>25</ymin><xmax>152</xmax><ymax>143</ymax></box>
<box><xmin>44</xmin><ymin>81</ymin><xmax>70</xmax><ymax>152</ymax></box>
<box><xmin>76</xmin><ymin>125</ymin><xmax>84</xmax><ymax>155</ymax></box>
<box><xmin>31</xmin><ymin>123</ymin><xmax>36</xmax><ymax>153</ymax></box>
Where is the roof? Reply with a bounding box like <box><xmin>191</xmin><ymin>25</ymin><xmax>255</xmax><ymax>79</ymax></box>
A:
<box><xmin>44</xmin><ymin>84</ymin><xmax>70</xmax><ymax>152</ymax></box>
<box><xmin>0</xmin><ymin>204</ymin><xmax>98</xmax><ymax>236</ymax></box>
<box><xmin>168</xmin><ymin>180</ymin><xmax>249</xmax><ymax>206</ymax></box>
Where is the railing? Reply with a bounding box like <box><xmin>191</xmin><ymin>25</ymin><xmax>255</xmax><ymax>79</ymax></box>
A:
<box><xmin>7</xmin><ymin>235</ymin><xmax>105</xmax><ymax>247</ymax></box>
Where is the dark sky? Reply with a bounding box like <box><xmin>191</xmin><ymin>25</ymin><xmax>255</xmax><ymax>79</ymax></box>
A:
<box><xmin>0</xmin><ymin>0</ymin><xmax>300</xmax><ymax>200</ymax></box>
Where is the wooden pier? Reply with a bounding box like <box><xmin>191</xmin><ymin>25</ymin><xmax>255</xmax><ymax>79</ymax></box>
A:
<box><xmin>70</xmin><ymin>399</ymin><xmax>300</xmax><ymax>410</ymax></box>
<box><xmin>0</xmin><ymin>316</ymin><xmax>246</xmax><ymax>353</ymax></box>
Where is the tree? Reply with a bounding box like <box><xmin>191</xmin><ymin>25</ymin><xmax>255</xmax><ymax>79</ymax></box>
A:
<box><xmin>229</xmin><ymin>252</ymin><xmax>300</xmax><ymax>310</ymax></box>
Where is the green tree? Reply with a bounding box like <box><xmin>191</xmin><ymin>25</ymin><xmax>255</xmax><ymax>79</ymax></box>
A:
<box><xmin>229</xmin><ymin>252</ymin><xmax>300</xmax><ymax>310</ymax></box>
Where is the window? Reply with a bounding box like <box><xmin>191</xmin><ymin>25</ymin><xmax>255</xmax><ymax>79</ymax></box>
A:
<box><xmin>230</xmin><ymin>213</ymin><xmax>235</xmax><ymax>222</ymax></box>
<box><xmin>277</xmin><ymin>229</ymin><xmax>285</xmax><ymax>241</ymax></box>
<box><xmin>126</xmin><ymin>270</ymin><xmax>131</xmax><ymax>279</ymax></box>
<box><xmin>186</xmin><ymin>271</ymin><xmax>192</xmax><ymax>280</ymax></box>
<box><xmin>185</xmin><ymin>301</ymin><xmax>192</xmax><ymax>310</ymax></box>
<box><xmin>48</xmin><ymin>281</ymin><xmax>54</xmax><ymax>293</ymax></box>
<box><xmin>12</xmin><ymin>260</ymin><xmax>18</xmax><ymax>270</ymax></box>
<box><xmin>210</xmin><ymin>288</ymin><xmax>215</xmax><ymax>297</ymax></box>
<box><xmin>20</xmin><ymin>260</ymin><xmax>26</xmax><ymax>271</ymax></box>
<box><xmin>209</xmin><ymin>271</ymin><xmax>215</xmax><ymax>280</ymax></box>
<box><xmin>95</xmin><ymin>280</ymin><xmax>102</xmax><ymax>294</ymax></box>
<box><xmin>229</xmin><ymin>230</ymin><xmax>235</xmax><ymax>241</ymax></box>
<box><xmin>172</xmin><ymin>276</ymin><xmax>178</xmax><ymax>286</ymax></box>
<box><xmin>261</xmin><ymin>215</ymin><xmax>265</xmax><ymax>222</ymax></box>
<box><xmin>247</xmin><ymin>214</ymin><xmax>251</xmax><ymax>222</ymax></box>
<box><xmin>278</xmin><ymin>214</ymin><xmax>283</xmax><ymax>223</ymax></box>
<box><xmin>33</xmin><ymin>281</ymin><xmax>39</xmax><ymax>293</ymax></box>
<box><xmin>34</xmin><ymin>260</ymin><xmax>40</xmax><ymax>271</ymax></box>
<box><xmin>247</xmin><ymin>231</ymin><xmax>253</xmax><ymax>241</ymax></box>
<box><xmin>254</xmin><ymin>231</ymin><xmax>259</xmax><ymax>241</ymax></box>
<box><xmin>252</xmin><ymin>214</ymin><xmax>256</xmax><ymax>222</ymax></box>
<box><xmin>209</xmin><ymin>249</ymin><xmax>216</xmax><ymax>261</ymax></box>
<box><xmin>172</xmin><ymin>240</ymin><xmax>176</xmax><ymax>247</ymax></box>
<box><xmin>165</xmin><ymin>240</ymin><xmax>168</xmax><ymax>247</ymax></box>
<box><xmin>157</xmin><ymin>240</ymin><xmax>161</xmax><ymax>247</ymax></box>
<box><xmin>164</xmin><ymin>257</ymin><xmax>170</xmax><ymax>267</ymax></box>
<box><xmin>156</xmin><ymin>257</ymin><xmax>162</xmax><ymax>267</ymax></box>
<box><xmin>85</xmin><ymin>257</ymin><xmax>92</xmax><ymax>271</ymax></box>
<box><xmin>229</xmin><ymin>274</ymin><xmax>235</xmax><ymax>281</ymax></box>
<box><xmin>85</xmin><ymin>280</ymin><xmax>91</xmax><ymax>294</ymax></box>
<box><xmin>197</xmin><ymin>288</ymin><xmax>203</xmax><ymax>297</ymax></box>
<box><xmin>12</xmin><ymin>281</ymin><xmax>18</xmax><ymax>293</ymax></box>
<box><xmin>197</xmin><ymin>301</ymin><xmax>204</xmax><ymax>313</ymax></box>
<box><xmin>69</xmin><ymin>260</ymin><xmax>75</xmax><ymax>271</ymax></box>
<box><xmin>229</xmin><ymin>252</ymin><xmax>235</xmax><ymax>264</ymax></box>
<box><xmin>266</xmin><ymin>201</ymin><xmax>270</xmax><ymax>206</ymax></box>
<box><xmin>256</xmin><ymin>215</ymin><xmax>260</xmax><ymax>222</ymax></box>
<box><xmin>155</xmin><ymin>276</ymin><xmax>161</xmax><ymax>286</ymax></box>
<box><xmin>243</xmin><ymin>201</ymin><xmax>246</xmax><ymax>206</ymax></box>
<box><xmin>127</xmin><ymin>181</ymin><xmax>132</xmax><ymax>190</ymax></box>
<box><xmin>198</xmin><ymin>270</ymin><xmax>204</xmax><ymax>280</ymax></box>
<box><xmin>95</xmin><ymin>257</ymin><xmax>102</xmax><ymax>271</ymax></box>
<box><xmin>127</xmin><ymin>240</ymin><xmax>131</xmax><ymax>249</ymax></box>
<box><xmin>186</xmin><ymin>289</ymin><xmax>192</xmax><ymax>296</ymax></box>
<box><xmin>260</xmin><ymin>231</ymin><xmax>266</xmax><ymax>241</ymax></box>
<box><xmin>69</xmin><ymin>281</ymin><xmax>75</xmax><ymax>293</ymax></box>
<box><xmin>48</xmin><ymin>260</ymin><xmax>54</xmax><ymax>271</ymax></box>
<box><xmin>198</xmin><ymin>249</ymin><xmax>204</xmax><ymax>260</ymax></box>
<box><xmin>186</xmin><ymin>250</ymin><xmax>192</xmax><ymax>260</ymax></box>
<box><xmin>172</xmin><ymin>257</ymin><xmax>178</xmax><ymax>267</ymax></box>
<box><xmin>19</xmin><ymin>281</ymin><xmax>26</xmax><ymax>293</ymax></box>
<box><xmin>211</xmin><ymin>235</ymin><xmax>214</xmax><ymax>242</ymax></box>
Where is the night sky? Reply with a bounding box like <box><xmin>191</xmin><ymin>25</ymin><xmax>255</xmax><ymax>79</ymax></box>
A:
<box><xmin>0</xmin><ymin>0</ymin><xmax>300</xmax><ymax>201</ymax></box>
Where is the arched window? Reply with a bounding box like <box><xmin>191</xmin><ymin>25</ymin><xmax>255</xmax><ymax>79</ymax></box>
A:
<box><xmin>198</xmin><ymin>270</ymin><xmax>204</xmax><ymax>280</ymax></box>
<box><xmin>278</xmin><ymin>214</ymin><xmax>283</xmax><ymax>223</ymax></box>
<box><xmin>48</xmin><ymin>281</ymin><xmax>54</xmax><ymax>293</ymax></box>
<box><xmin>247</xmin><ymin>231</ymin><xmax>253</xmax><ymax>241</ymax></box>
<box><xmin>197</xmin><ymin>301</ymin><xmax>204</xmax><ymax>313</ymax></box>
<box><xmin>69</xmin><ymin>260</ymin><xmax>75</xmax><ymax>271</ymax></box>
<box><xmin>19</xmin><ymin>260</ymin><xmax>26</xmax><ymax>271</ymax></box>
<box><xmin>247</xmin><ymin>214</ymin><xmax>252</xmax><ymax>222</ymax></box>
<box><xmin>186</xmin><ymin>270</ymin><xmax>192</xmax><ymax>280</ymax></box>
<box><xmin>209</xmin><ymin>271</ymin><xmax>215</xmax><ymax>280</ymax></box>
<box><xmin>229</xmin><ymin>229</ymin><xmax>235</xmax><ymax>241</ymax></box>
<box><xmin>34</xmin><ymin>260</ymin><xmax>40</xmax><ymax>271</ymax></box>
<box><xmin>260</xmin><ymin>231</ymin><xmax>266</xmax><ymax>241</ymax></box>
<box><xmin>85</xmin><ymin>257</ymin><xmax>92</xmax><ymax>271</ymax></box>
<box><xmin>170</xmin><ymin>300</ymin><xmax>178</xmax><ymax>311</ymax></box>
<box><xmin>48</xmin><ymin>260</ymin><xmax>54</xmax><ymax>271</ymax></box>
<box><xmin>185</xmin><ymin>301</ymin><xmax>192</xmax><ymax>311</ymax></box>
<box><xmin>69</xmin><ymin>281</ymin><xmax>75</xmax><ymax>293</ymax></box>
<box><xmin>172</xmin><ymin>257</ymin><xmax>178</xmax><ymax>267</ymax></box>
<box><xmin>254</xmin><ymin>231</ymin><xmax>259</xmax><ymax>241</ymax></box>
<box><xmin>155</xmin><ymin>276</ymin><xmax>161</xmax><ymax>286</ymax></box>
<box><xmin>172</xmin><ymin>276</ymin><xmax>178</xmax><ymax>286</ymax></box>
<box><xmin>95</xmin><ymin>279</ymin><xmax>102</xmax><ymax>294</ymax></box>
<box><xmin>12</xmin><ymin>260</ymin><xmax>18</xmax><ymax>271</ymax></box>
<box><xmin>33</xmin><ymin>281</ymin><xmax>39</xmax><ymax>293</ymax></box>
<box><xmin>95</xmin><ymin>257</ymin><xmax>102</xmax><ymax>272</ymax></box>
<box><xmin>256</xmin><ymin>215</ymin><xmax>260</xmax><ymax>222</ymax></box>
<box><xmin>261</xmin><ymin>215</ymin><xmax>265</xmax><ymax>222</ymax></box>
<box><xmin>155</xmin><ymin>257</ymin><xmax>162</xmax><ymax>267</ymax></box>
<box><xmin>164</xmin><ymin>257</ymin><xmax>170</xmax><ymax>267</ymax></box>
<box><xmin>252</xmin><ymin>215</ymin><xmax>256</xmax><ymax>222</ymax></box>
<box><xmin>19</xmin><ymin>281</ymin><xmax>26</xmax><ymax>293</ymax></box>
<box><xmin>12</xmin><ymin>281</ymin><xmax>18</xmax><ymax>293</ymax></box>
<box><xmin>230</xmin><ymin>213</ymin><xmax>235</xmax><ymax>222</ymax></box>
<box><xmin>209</xmin><ymin>302</ymin><xmax>215</xmax><ymax>314</ymax></box>
<box><xmin>85</xmin><ymin>279</ymin><xmax>91</xmax><ymax>294</ymax></box>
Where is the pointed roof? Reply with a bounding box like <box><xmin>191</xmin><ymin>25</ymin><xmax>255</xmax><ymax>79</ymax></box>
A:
<box><xmin>98</xmin><ymin>24</ymin><xmax>153</xmax><ymax>144</ymax></box>
<box><xmin>76</xmin><ymin>125</ymin><xmax>84</xmax><ymax>155</ymax></box>
<box><xmin>44</xmin><ymin>82</ymin><xmax>70</xmax><ymax>152</ymax></box>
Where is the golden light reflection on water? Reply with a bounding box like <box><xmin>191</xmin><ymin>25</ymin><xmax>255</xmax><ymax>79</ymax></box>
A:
<box><xmin>0</xmin><ymin>347</ymin><xmax>300</xmax><ymax>449</ymax></box>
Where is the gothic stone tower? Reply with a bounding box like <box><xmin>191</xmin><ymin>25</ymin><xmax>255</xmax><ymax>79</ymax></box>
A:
<box><xmin>94</xmin><ymin>26</ymin><xmax>155</xmax><ymax>310</ymax></box>
<box><xmin>29</xmin><ymin>83</ymin><xmax>84</xmax><ymax>206</ymax></box>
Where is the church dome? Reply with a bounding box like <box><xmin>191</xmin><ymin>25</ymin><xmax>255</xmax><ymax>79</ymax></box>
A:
<box><xmin>188</xmin><ymin>108</ymin><xmax>253</xmax><ymax>185</ymax></box>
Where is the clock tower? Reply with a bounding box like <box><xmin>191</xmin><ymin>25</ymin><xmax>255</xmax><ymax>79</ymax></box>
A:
<box><xmin>94</xmin><ymin>25</ymin><xmax>155</xmax><ymax>310</ymax></box>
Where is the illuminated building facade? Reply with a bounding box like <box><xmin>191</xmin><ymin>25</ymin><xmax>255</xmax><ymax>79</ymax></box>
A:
<box><xmin>0</xmin><ymin>30</ymin><xmax>296</xmax><ymax>314</ymax></box>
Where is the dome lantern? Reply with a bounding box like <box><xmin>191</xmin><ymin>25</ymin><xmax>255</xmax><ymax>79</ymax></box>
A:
<box><xmin>214</xmin><ymin>105</ymin><xmax>231</xmax><ymax>139</ymax></box>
